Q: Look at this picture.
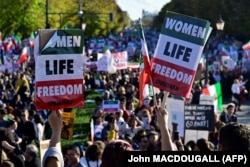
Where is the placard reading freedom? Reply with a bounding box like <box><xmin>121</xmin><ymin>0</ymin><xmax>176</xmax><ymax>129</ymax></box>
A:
<box><xmin>35</xmin><ymin>29</ymin><xmax>84</xmax><ymax>110</ymax></box>
<box><xmin>151</xmin><ymin>11</ymin><xmax>211</xmax><ymax>98</ymax></box>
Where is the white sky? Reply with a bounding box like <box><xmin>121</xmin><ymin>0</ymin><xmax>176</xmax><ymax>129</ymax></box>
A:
<box><xmin>116</xmin><ymin>0</ymin><xmax>171</xmax><ymax>20</ymax></box>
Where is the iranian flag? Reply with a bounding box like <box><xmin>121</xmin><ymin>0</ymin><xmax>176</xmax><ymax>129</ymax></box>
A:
<box><xmin>242</xmin><ymin>41</ymin><xmax>250</xmax><ymax>51</ymax></box>
<box><xmin>18</xmin><ymin>46</ymin><xmax>29</xmax><ymax>65</ymax></box>
<box><xmin>202</xmin><ymin>82</ymin><xmax>223</xmax><ymax>111</ymax></box>
<box><xmin>139</xmin><ymin>19</ymin><xmax>151</xmax><ymax>107</ymax></box>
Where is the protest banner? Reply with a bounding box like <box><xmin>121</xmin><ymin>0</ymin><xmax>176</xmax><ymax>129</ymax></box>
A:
<box><xmin>184</xmin><ymin>104</ymin><xmax>214</xmax><ymax>131</ymax></box>
<box><xmin>97</xmin><ymin>51</ymin><xmax>128</xmax><ymax>71</ymax></box>
<box><xmin>199</xmin><ymin>94</ymin><xmax>217</xmax><ymax>112</ymax></box>
<box><xmin>112</xmin><ymin>51</ymin><xmax>128</xmax><ymax>69</ymax></box>
<box><xmin>35</xmin><ymin>29</ymin><xmax>84</xmax><ymax>110</ymax></box>
<box><xmin>97</xmin><ymin>53</ymin><xmax>109</xmax><ymax>71</ymax></box>
<box><xmin>184</xmin><ymin>104</ymin><xmax>214</xmax><ymax>144</ymax></box>
<box><xmin>151</xmin><ymin>11</ymin><xmax>211</xmax><ymax>98</ymax></box>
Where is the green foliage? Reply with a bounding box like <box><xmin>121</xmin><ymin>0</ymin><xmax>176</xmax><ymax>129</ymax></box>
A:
<box><xmin>0</xmin><ymin>0</ymin><xmax>45</xmax><ymax>38</ymax></box>
<box><xmin>0</xmin><ymin>0</ymin><xmax>130</xmax><ymax>38</ymax></box>
<box><xmin>60</xmin><ymin>89</ymin><xmax>101</xmax><ymax>147</ymax></box>
<box><xmin>61</xmin><ymin>103</ymin><xmax>94</xmax><ymax>147</ymax></box>
<box><xmin>155</xmin><ymin>0</ymin><xmax>250</xmax><ymax>41</ymax></box>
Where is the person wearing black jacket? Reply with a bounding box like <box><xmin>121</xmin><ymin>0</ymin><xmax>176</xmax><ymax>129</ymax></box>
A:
<box><xmin>16</xmin><ymin>109</ymin><xmax>38</xmax><ymax>151</ymax></box>
<box><xmin>0</xmin><ymin>127</ymin><xmax>25</xmax><ymax>167</ymax></box>
<box><xmin>191</xmin><ymin>85</ymin><xmax>202</xmax><ymax>104</ymax></box>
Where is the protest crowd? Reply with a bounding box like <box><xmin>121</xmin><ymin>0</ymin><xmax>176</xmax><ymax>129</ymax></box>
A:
<box><xmin>0</xmin><ymin>21</ymin><xmax>250</xmax><ymax>167</ymax></box>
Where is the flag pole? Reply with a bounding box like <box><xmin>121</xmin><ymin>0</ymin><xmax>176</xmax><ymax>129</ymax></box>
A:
<box><xmin>149</xmin><ymin>76</ymin><xmax>157</xmax><ymax>107</ymax></box>
<box><xmin>138</xmin><ymin>18</ymin><xmax>158</xmax><ymax>108</ymax></box>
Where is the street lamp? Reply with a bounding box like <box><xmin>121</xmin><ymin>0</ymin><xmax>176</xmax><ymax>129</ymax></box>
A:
<box><xmin>45</xmin><ymin>0</ymin><xmax>50</xmax><ymax>28</ymax></box>
<box><xmin>216</xmin><ymin>16</ymin><xmax>225</xmax><ymax>31</ymax></box>
<box><xmin>78</xmin><ymin>0</ymin><xmax>84</xmax><ymax>29</ymax></box>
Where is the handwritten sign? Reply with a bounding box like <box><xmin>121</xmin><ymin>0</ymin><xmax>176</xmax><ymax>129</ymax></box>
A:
<box><xmin>184</xmin><ymin>104</ymin><xmax>214</xmax><ymax>131</ymax></box>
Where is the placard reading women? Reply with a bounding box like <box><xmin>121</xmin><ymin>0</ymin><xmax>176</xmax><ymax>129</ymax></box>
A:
<box><xmin>35</xmin><ymin>29</ymin><xmax>84</xmax><ymax>110</ymax></box>
<box><xmin>151</xmin><ymin>11</ymin><xmax>211</xmax><ymax>98</ymax></box>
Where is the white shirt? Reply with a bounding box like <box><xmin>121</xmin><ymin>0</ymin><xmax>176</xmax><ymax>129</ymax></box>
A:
<box><xmin>80</xmin><ymin>157</ymin><xmax>101</xmax><ymax>167</ymax></box>
<box><xmin>231</xmin><ymin>82</ymin><xmax>246</xmax><ymax>94</ymax></box>
<box><xmin>36</xmin><ymin>123</ymin><xmax>44</xmax><ymax>141</ymax></box>
<box><xmin>94</xmin><ymin>125</ymin><xmax>104</xmax><ymax>139</ymax></box>
<box><xmin>116</xmin><ymin>117</ymin><xmax>128</xmax><ymax>137</ymax></box>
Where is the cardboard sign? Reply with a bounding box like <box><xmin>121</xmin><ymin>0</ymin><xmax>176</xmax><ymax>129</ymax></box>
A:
<box><xmin>97</xmin><ymin>53</ymin><xmax>109</xmax><ymax>71</ymax></box>
<box><xmin>166</xmin><ymin>98</ymin><xmax>185</xmax><ymax>137</ymax></box>
<box><xmin>102</xmin><ymin>100</ymin><xmax>120</xmax><ymax>113</ymax></box>
<box><xmin>184</xmin><ymin>104</ymin><xmax>215</xmax><ymax>131</ymax></box>
<box><xmin>184</xmin><ymin>130</ymin><xmax>209</xmax><ymax>145</ymax></box>
<box><xmin>151</xmin><ymin>11</ymin><xmax>211</xmax><ymax>98</ymax></box>
<box><xmin>199</xmin><ymin>94</ymin><xmax>217</xmax><ymax>113</ymax></box>
<box><xmin>112</xmin><ymin>51</ymin><xmax>128</xmax><ymax>69</ymax></box>
<box><xmin>97</xmin><ymin>51</ymin><xmax>128</xmax><ymax>71</ymax></box>
<box><xmin>62</xmin><ymin>110</ymin><xmax>75</xmax><ymax>140</ymax></box>
<box><xmin>35</xmin><ymin>29</ymin><xmax>84</xmax><ymax>110</ymax></box>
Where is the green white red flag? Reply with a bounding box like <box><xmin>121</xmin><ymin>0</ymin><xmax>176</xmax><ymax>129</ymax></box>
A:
<box><xmin>138</xmin><ymin>19</ymin><xmax>151</xmax><ymax>107</ymax></box>
<box><xmin>202</xmin><ymin>82</ymin><xmax>223</xmax><ymax>111</ymax></box>
<box><xmin>18</xmin><ymin>46</ymin><xmax>28</xmax><ymax>65</ymax></box>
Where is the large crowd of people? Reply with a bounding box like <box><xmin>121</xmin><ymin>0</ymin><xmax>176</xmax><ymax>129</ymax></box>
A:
<box><xmin>0</xmin><ymin>27</ymin><xmax>250</xmax><ymax>167</ymax></box>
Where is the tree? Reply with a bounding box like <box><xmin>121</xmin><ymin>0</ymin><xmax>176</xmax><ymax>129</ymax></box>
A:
<box><xmin>0</xmin><ymin>0</ymin><xmax>130</xmax><ymax>38</ymax></box>
<box><xmin>0</xmin><ymin>0</ymin><xmax>44</xmax><ymax>38</ymax></box>
<box><xmin>154</xmin><ymin>0</ymin><xmax>250</xmax><ymax>41</ymax></box>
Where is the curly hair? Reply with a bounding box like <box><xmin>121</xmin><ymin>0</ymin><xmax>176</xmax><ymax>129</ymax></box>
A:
<box><xmin>219</xmin><ymin>123</ymin><xmax>250</xmax><ymax>151</ymax></box>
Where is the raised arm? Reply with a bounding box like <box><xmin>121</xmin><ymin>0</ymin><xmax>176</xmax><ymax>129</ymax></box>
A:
<box><xmin>48</xmin><ymin>110</ymin><xmax>63</xmax><ymax>148</ymax></box>
<box><xmin>156</xmin><ymin>107</ymin><xmax>175</xmax><ymax>151</ymax></box>
<box><xmin>42</xmin><ymin>110</ymin><xmax>64</xmax><ymax>167</ymax></box>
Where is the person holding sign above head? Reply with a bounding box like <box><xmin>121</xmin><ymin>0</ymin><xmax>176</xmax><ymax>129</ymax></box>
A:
<box><xmin>155</xmin><ymin>107</ymin><xmax>176</xmax><ymax>151</ymax></box>
<box><xmin>219</xmin><ymin>103</ymin><xmax>237</xmax><ymax>124</ymax></box>
<box><xmin>42</xmin><ymin>110</ymin><xmax>64</xmax><ymax>167</ymax></box>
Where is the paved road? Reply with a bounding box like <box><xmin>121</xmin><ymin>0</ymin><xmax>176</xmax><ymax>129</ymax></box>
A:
<box><xmin>223</xmin><ymin>99</ymin><xmax>250</xmax><ymax>128</ymax></box>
